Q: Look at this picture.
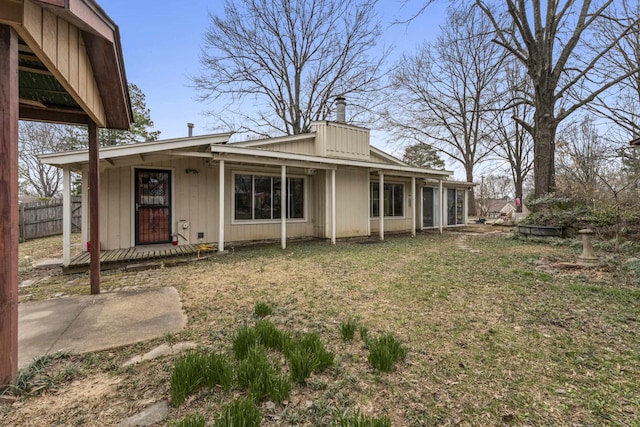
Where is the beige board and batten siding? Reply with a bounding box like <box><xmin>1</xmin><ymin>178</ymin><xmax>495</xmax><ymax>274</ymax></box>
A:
<box><xmin>311</xmin><ymin>121</ymin><xmax>370</xmax><ymax>161</ymax></box>
<box><xmin>334</xmin><ymin>168</ymin><xmax>369</xmax><ymax>238</ymax></box>
<box><xmin>253</xmin><ymin>138</ymin><xmax>316</xmax><ymax>156</ymax></box>
<box><xmin>19</xmin><ymin>0</ymin><xmax>106</xmax><ymax>126</ymax></box>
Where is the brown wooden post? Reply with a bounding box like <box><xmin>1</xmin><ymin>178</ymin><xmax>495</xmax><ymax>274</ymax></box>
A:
<box><xmin>0</xmin><ymin>24</ymin><xmax>19</xmax><ymax>386</ymax></box>
<box><xmin>88</xmin><ymin>120</ymin><xmax>100</xmax><ymax>294</ymax></box>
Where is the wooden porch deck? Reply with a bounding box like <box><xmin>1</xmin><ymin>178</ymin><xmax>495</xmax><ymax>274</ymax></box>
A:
<box><xmin>64</xmin><ymin>243</ymin><xmax>217</xmax><ymax>273</ymax></box>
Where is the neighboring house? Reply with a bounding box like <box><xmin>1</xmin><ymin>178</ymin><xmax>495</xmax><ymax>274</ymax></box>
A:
<box><xmin>631</xmin><ymin>136</ymin><xmax>640</xmax><ymax>146</ymax></box>
<box><xmin>485</xmin><ymin>199</ymin><xmax>516</xmax><ymax>219</ymax></box>
<box><xmin>41</xmin><ymin>120</ymin><xmax>474</xmax><ymax>263</ymax></box>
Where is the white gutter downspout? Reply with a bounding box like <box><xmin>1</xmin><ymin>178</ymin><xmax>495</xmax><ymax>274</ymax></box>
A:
<box><xmin>281</xmin><ymin>165</ymin><xmax>286</xmax><ymax>249</ymax></box>
<box><xmin>439</xmin><ymin>179</ymin><xmax>444</xmax><ymax>234</ymax></box>
<box><xmin>218</xmin><ymin>160</ymin><xmax>225</xmax><ymax>252</ymax></box>
<box><xmin>62</xmin><ymin>167</ymin><xmax>71</xmax><ymax>266</ymax></box>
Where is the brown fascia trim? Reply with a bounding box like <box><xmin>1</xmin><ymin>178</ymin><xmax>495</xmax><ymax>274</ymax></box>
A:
<box><xmin>32</xmin><ymin>0</ymin><xmax>133</xmax><ymax>129</ymax></box>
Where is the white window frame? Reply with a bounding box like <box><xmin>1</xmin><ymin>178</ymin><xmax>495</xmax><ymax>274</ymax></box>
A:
<box><xmin>232</xmin><ymin>171</ymin><xmax>307</xmax><ymax>224</ymax></box>
<box><xmin>369</xmin><ymin>180</ymin><xmax>406</xmax><ymax>219</ymax></box>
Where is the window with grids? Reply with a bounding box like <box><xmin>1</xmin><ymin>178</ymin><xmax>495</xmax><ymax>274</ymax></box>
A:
<box><xmin>234</xmin><ymin>174</ymin><xmax>304</xmax><ymax>221</ymax></box>
<box><xmin>370</xmin><ymin>182</ymin><xmax>404</xmax><ymax>217</ymax></box>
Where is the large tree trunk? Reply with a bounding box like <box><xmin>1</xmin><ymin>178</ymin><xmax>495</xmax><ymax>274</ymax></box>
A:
<box><xmin>533</xmin><ymin>102</ymin><xmax>558</xmax><ymax>198</ymax></box>
<box><xmin>465</xmin><ymin>167</ymin><xmax>477</xmax><ymax>216</ymax></box>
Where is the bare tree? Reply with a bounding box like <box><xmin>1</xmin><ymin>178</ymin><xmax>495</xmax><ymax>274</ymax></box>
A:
<box><xmin>195</xmin><ymin>0</ymin><xmax>385</xmax><ymax>136</ymax></box>
<box><xmin>488</xmin><ymin>63</ymin><xmax>534</xmax><ymax>210</ymax></box>
<box><xmin>555</xmin><ymin>115</ymin><xmax>613</xmax><ymax>202</ymax></box>
<box><xmin>384</xmin><ymin>8</ymin><xmax>505</xmax><ymax>215</ymax></box>
<box><xmin>476</xmin><ymin>0</ymin><xmax>640</xmax><ymax>198</ymax></box>
<box><xmin>588</xmin><ymin>0</ymin><xmax>640</xmax><ymax>143</ymax></box>
<box><xmin>18</xmin><ymin>122</ymin><xmax>71</xmax><ymax>197</ymax></box>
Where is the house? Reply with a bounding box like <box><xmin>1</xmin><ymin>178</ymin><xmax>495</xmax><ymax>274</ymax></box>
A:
<box><xmin>41</xmin><ymin>119</ymin><xmax>475</xmax><ymax>265</ymax></box>
<box><xmin>631</xmin><ymin>136</ymin><xmax>640</xmax><ymax>146</ymax></box>
<box><xmin>485</xmin><ymin>199</ymin><xmax>516</xmax><ymax>219</ymax></box>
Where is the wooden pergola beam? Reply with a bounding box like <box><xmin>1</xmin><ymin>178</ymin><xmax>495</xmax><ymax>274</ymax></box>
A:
<box><xmin>0</xmin><ymin>24</ymin><xmax>19</xmax><ymax>386</ymax></box>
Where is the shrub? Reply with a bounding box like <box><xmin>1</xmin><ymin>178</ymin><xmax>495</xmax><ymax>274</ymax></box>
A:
<box><xmin>232</xmin><ymin>325</ymin><xmax>258</xmax><ymax>360</ymax></box>
<box><xmin>214</xmin><ymin>398</ymin><xmax>261</xmax><ymax>427</ymax></box>
<box><xmin>254</xmin><ymin>301</ymin><xmax>273</xmax><ymax>318</ymax></box>
<box><xmin>174</xmin><ymin>412</ymin><xmax>206</xmax><ymax>427</ymax></box>
<box><xmin>170</xmin><ymin>351</ymin><xmax>233</xmax><ymax>407</ymax></box>
<box><xmin>335</xmin><ymin>410</ymin><xmax>392</xmax><ymax>427</ymax></box>
<box><xmin>236</xmin><ymin>345</ymin><xmax>290</xmax><ymax>402</ymax></box>
<box><xmin>255</xmin><ymin>319</ymin><xmax>290</xmax><ymax>351</ymax></box>
<box><xmin>285</xmin><ymin>332</ymin><xmax>334</xmax><ymax>384</ymax></box>
<box><xmin>367</xmin><ymin>333</ymin><xmax>407</xmax><ymax>372</ymax></box>
<box><xmin>340</xmin><ymin>318</ymin><xmax>358</xmax><ymax>342</ymax></box>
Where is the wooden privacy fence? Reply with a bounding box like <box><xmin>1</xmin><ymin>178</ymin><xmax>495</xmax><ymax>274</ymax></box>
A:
<box><xmin>19</xmin><ymin>197</ymin><xmax>81</xmax><ymax>240</ymax></box>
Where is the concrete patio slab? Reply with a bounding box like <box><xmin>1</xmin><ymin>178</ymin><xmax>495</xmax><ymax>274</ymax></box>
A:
<box><xmin>18</xmin><ymin>287</ymin><xmax>186</xmax><ymax>369</ymax></box>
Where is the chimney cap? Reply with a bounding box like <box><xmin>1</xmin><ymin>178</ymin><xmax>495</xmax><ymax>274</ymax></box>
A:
<box><xmin>335</xmin><ymin>97</ymin><xmax>346</xmax><ymax>122</ymax></box>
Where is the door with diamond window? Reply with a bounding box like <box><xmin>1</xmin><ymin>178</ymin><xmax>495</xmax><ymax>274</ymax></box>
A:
<box><xmin>135</xmin><ymin>169</ymin><xmax>171</xmax><ymax>245</ymax></box>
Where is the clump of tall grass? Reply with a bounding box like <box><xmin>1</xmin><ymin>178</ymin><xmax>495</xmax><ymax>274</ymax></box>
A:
<box><xmin>339</xmin><ymin>318</ymin><xmax>358</xmax><ymax>341</ymax></box>
<box><xmin>334</xmin><ymin>409</ymin><xmax>392</xmax><ymax>427</ymax></box>
<box><xmin>285</xmin><ymin>332</ymin><xmax>335</xmax><ymax>384</ymax></box>
<box><xmin>214</xmin><ymin>398</ymin><xmax>261</xmax><ymax>427</ymax></box>
<box><xmin>253</xmin><ymin>301</ymin><xmax>273</xmax><ymax>318</ymax></box>
<box><xmin>366</xmin><ymin>332</ymin><xmax>407</xmax><ymax>372</ymax></box>
<box><xmin>235</xmin><ymin>345</ymin><xmax>290</xmax><ymax>402</ymax></box>
<box><xmin>173</xmin><ymin>412</ymin><xmax>206</xmax><ymax>427</ymax></box>
<box><xmin>170</xmin><ymin>351</ymin><xmax>233</xmax><ymax>407</ymax></box>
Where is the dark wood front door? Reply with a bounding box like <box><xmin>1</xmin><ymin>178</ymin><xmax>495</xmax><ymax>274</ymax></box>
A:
<box><xmin>135</xmin><ymin>169</ymin><xmax>171</xmax><ymax>245</ymax></box>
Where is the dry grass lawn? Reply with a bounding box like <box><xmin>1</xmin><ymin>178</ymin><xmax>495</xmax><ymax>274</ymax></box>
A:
<box><xmin>2</xmin><ymin>231</ymin><xmax>639</xmax><ymax>426</ymax></box>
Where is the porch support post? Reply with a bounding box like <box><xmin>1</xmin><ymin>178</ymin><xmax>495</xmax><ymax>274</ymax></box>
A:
<box><xmin>331</xmin><ymin>168</ymin><xmax>336</xmax><ymax>244</ymax></box>
<box><xmin>281</xmin><ymin>165</ymin><xmax>286</xmax><ymax>249</ymax></box>
<box><xmin>81</xmin><ymin>168</ymin><xmax>88</xmax><ymax>251</ymax></box>
<box><xmin>88</xmin><ymin>120</ymin><xmax>100</xmax><ymax>294</ymax></box>
<box><xmin>218</xmin><ymin>160</ymin><xmax>225</xmax><ymax>252</ymax></box>
<box><xmin>439</xmin><ymin>179</ymin><xmax>444</xmax><ymax>234</ymax></box>
<box><xmin>0</xmin><ymin>23</ymin><xmax>19</xmax><ymax>386</ymax></box>
<box><xmin>366</xmin><ymin>172</ymin><xmax>371</xmax><ymax>236</ymax></box>
<box><xmin>411</xmin><ymin>176</ymin><xmax>416</xmax><ymax>237</ymax></box>
<box><xmin>379</xmin><ymin>172</ymin><xmax>384</xmax><ymax>241</ymax></box>
<box><xmin>62</xmin><ymin>167</ymin><xmax>71</xmax><ymax>266</ymax></box>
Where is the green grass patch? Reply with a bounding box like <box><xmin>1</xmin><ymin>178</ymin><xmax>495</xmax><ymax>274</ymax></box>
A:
<box><xmin>232</xmin><ymin>325</ymin><xmax>258</xmax><ymax>360</ymax></box>
<box><xmin>255</xmin><ymin>319</ymin><xmax>291</xmax><ymax>351</ymax></box>
<box><xmin>214</xmin><ymin>398</ymin><xmax>261</xmax><ymax>427</ymax></box>
<box><xmin>173</xmin><ymin>412</ymin><xmax>206</xmax><ymax>427</ymax></box>
<box><xmin>366</xmin><ymin>332</ymin><xmax>407</xmax><ymax>372</ymax></box>
<box><xmin>285</xmin><ymin>332</ymin><xmax>335</xmax><ymax>384</ymax></box>
<box><xmin>334</xmin><ymin>410</ymin><xmax>392</xmax><ymax>426</ymax></box>
<box><xmin>254</xmin><ymin>301</ymin><xmax>273</xmax><ymax>318</ymax></box>
<box><xmin>340</xmin><ymin>318</ymin><xmax>358</xmax><ymax>341</ymax></box>
<box><xmin>235</xmin><ymin>345</ymin><xmax>290</xmax><ymax>402</ymax></box>
<box><xmin>170</xmin><ymin>351</ymin><xmax>233</xmax><ymax>407</ymax></box>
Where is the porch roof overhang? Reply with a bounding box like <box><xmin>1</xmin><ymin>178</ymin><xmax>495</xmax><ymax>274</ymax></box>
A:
<box><xmin>39</xmin><ymin>133</ymin><xmax>232</xmax><ymax>171</ymax></box>
<box><xmin>210</xmin><ymin>145</ymin><xmax>454</xmax><ymax>179</ymax></box>
<box><xmin>631</xmin><ymin>136</ymin><xmax>640</xmax><ymax>146</ymax></box>
<box><xmin>1</xmin><ymin>0</ymin><xmax>133</xmax><ymax>128</ymax></box>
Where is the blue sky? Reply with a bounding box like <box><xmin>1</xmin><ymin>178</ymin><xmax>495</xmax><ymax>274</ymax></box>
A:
<box><xmin>102</xmin><ymin>1</ymin><xmax>448</xmax><ymax>155</ymax></box>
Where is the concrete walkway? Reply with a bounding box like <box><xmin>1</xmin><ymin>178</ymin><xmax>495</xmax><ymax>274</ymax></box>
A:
<box><xmin>18</xmin><ymin>287</ymin><xmax>187</xmax><ymax>369</ymax></box>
